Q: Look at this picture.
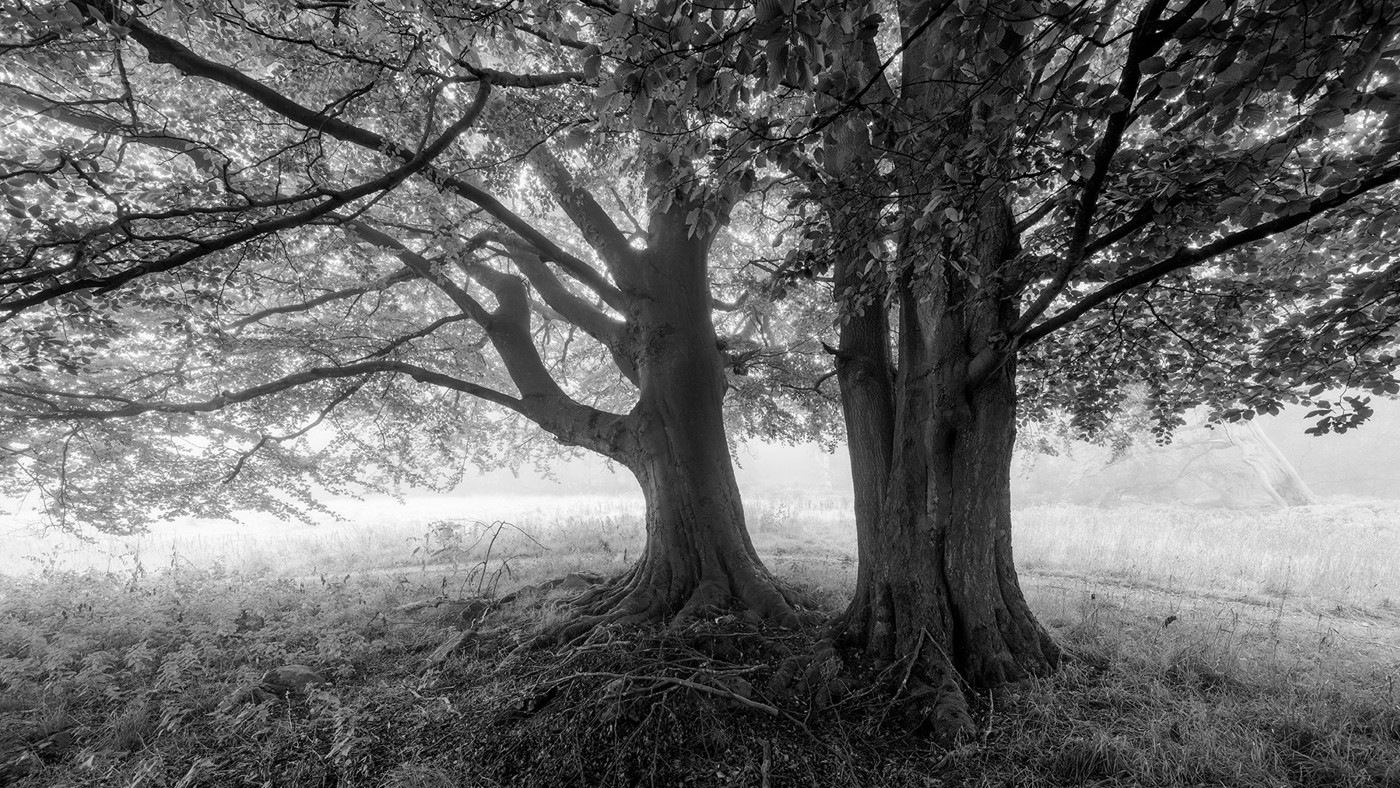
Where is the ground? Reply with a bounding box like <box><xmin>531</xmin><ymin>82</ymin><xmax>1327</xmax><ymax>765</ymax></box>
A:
<box><xmin>1</xmin><ymin>498</ymin><xmax>1397</xmax><ymax>787</ymax></box>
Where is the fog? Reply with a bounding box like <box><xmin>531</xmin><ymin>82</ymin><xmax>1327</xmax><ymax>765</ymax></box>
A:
<box><xmin>449</xmin><ymin>397</ymin><xmax>1400</xmax><ymax>508</ymax></box>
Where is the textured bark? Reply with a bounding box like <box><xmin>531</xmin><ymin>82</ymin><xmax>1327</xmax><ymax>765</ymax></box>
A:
<box><xmin>825</xmin><ymin>2</ymin><xmax>1060</xmax><ymax>731</ymax></box>
<box><xmin>835</xmin><ymin>278</ymin><xmax>1060</xmax><ymax>709</ymax></box>
<box><xmin>550</xmin><ymin>210</ymin><xmax>801</xmax><ymax>639</ymax></box>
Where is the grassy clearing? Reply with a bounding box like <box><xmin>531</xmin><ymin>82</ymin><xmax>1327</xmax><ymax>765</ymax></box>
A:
<box><xmin>1015</xmin><ymin>502</ymin><xmax>1400</xmax><ymax>611</ymax></box>
<box><xmin>1</xmin><ymin>498</ymin><xmax>1397</xmax><ymax>786</ymax></box>
<box><xmin>5</xmin><ymin>497</ymin><xmax>1394</xmax><ymax>611</ymax></box>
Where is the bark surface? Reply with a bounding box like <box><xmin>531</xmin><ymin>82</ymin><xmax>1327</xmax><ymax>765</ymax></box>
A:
<box><xmin>548</xmin><ymin>208</ymin><xmax>803</xmax><ymax>641</ymax></box>
<box><xmin>822</xmin><ymin>0</ymin><xmax>1060</xmax><ymax>739</ymax></box>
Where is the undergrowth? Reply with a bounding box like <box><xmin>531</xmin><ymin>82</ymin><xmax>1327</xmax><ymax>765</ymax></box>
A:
<box><xmin>1</xmin><ymin>561</ymin><xmax>1397</xmax><ymax>787</ymax></box>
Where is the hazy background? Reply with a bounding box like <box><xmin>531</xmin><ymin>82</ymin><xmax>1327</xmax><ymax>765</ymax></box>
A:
<box><xmin>1</xmin><ymin>398</ymin><xmax>1394</xmax><ymax>581</ymax></box>
<box><xmin>429</xmin><ymin>397</ymin><xmax>1398</xmax><ymax>507</ymax></box>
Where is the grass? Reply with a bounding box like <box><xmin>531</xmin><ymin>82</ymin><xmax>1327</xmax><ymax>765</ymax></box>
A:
<box><xmin>1015</xmin><ymin>502</ymin><xmax>1400</xmax><ymax>611</ymax></box>
<box><xmin>1</xmin><ymin>496</ymin><xmax>1397</xmax><ymax>786</ymax></box>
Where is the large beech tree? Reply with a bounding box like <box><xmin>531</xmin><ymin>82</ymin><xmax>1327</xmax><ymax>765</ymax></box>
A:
<box><xmin>0</xmin><ymin>1</ymin><xmax>825</xmax><ymax>627</ymax></box>
<box><xmin>754</xmin><ymin>0</ymin><xmax>1400</xmax><ymax>734</ymax></box>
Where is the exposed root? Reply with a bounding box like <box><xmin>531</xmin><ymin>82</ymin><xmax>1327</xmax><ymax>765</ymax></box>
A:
<box><xmin>901</xmin><ymin>657</ymin><xmax>976</xmax><ymax>745</ymax></box>
<box><xmin>507</xmin><ymin>566</ymin><xmax>815</xmax><ymax>656</ymax></box>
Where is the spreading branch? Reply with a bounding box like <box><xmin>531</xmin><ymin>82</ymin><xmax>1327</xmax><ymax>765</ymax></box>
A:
<box><xmin>8</xmin><ymin>360</ymin><xmax>523</xmax><ymax>419</ymax></box>
<box><xmin>1</xmin><ymin>83</ymin><xmax>491</xmax><ymax>315</ymax></box>
<box><xmin>1020</xmin><ymin>164</ymin><xmax>1400</xmax><ymax>347</ymax></box>
<box><xmin>80</xmin><ymin>1</ymin><xmax>630</xmax><ymax>312</ymax></box>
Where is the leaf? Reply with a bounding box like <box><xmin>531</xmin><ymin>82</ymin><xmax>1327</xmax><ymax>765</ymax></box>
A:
<box><xmin>582</xmin><ymin>46</ymin><xmax>602</xmax><ymax>81</ymax></box>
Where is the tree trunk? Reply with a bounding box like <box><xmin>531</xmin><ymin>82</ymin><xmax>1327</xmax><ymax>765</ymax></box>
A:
<box><xmin>1224</xmin><ymin>420</ymin><xmax>1319</xmax><ymax>507</ymax></box>
<box><xmin>557</xmin><ymin>213</ymin><xmax>802</xmax><ymax>637</ymax></box>
<box><xmin>835</xmin><ymin>278</ymin><xmax>1060</xmax><ymax>735</ymax></box>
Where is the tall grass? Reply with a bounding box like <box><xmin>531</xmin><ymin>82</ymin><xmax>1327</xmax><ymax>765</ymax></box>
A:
<box><xmin>3</xmin><ymin>495</ymin><xmax>1396</xmax><ymax>612</ymax></box>
<box><xmin>1014</xmin><ymin>503</ymin><xmax>1400</xmax><ymax>610</ymax></box>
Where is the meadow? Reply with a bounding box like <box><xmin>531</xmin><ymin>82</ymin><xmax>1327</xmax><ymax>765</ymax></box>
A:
<box><xmin>1</xmin><ymin>495</ymin><xmax>1397</xmax><ymax>786</ymax></box>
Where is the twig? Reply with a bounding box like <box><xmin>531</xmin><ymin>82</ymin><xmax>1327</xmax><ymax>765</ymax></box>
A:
<box><xmin>981</xmin><ymin>688</ymin><xmax>995</xmax><ymax>744</ymax></box>
<box><xmin>923</xmin><ymin>628</ymin><xmax>975</xmax><ymax>693</ymax></box>
<box><xmin>895</xmin><ymin>629</ymin><xmax>927</xmax><ymax>699</ymax></box>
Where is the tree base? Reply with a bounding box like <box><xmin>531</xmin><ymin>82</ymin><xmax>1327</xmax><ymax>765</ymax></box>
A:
<box><xmin>533</xmin><ymin>564</ymin><xmax>816</xmax><ymax>647</ymax></box>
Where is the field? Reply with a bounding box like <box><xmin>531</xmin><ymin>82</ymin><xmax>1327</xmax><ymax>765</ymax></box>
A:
<box><xmin>1</xmin><ymin>496</ymin><xmax>1398</xmax><ymax>786</ymax></box>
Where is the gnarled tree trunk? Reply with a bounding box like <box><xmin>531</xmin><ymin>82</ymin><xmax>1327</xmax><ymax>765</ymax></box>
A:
<box><xmin>559</xmin><ymin>211</ymin><xmax>802</xmax><ymax>636</ymax></box>
<box><xmin>833</xmin><ymin>275</ymin><xmax>1060</xmax><ymax>737</ymax></box>
<box><xmin>823</xmin><ymin>0</ymin><xmax>1061</xmax><ymax>725</ymax></box>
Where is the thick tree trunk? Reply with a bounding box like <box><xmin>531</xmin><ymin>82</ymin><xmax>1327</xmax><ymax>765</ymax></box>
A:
<box><xmin>557</xmin><ymin>212</ymin><xmax>801</xmax><ymax>637</ymax></box>
<box><xmin>569</xmin><ymin>349</ymin><xmax>799</xmax><ymax>628</ymax></box>
<box><xmin>835</xmin><ymin>283</ymin><xmax>1060</xmax><ymax>735</ymax></box>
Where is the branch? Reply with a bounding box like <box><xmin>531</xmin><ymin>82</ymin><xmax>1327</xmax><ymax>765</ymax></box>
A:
<box><xmin>222</xmin><ymin>379</ymin><xmax>365</xmax><ymax>484</ymax></box>
<box><xmin>228</xmin><ymin>267</ymin><xmax>418</xmax><ymax>329</ymax></box>
<box><xmin>450</xmin><ymin>260</ymin><xmax>634</xmax><ymax>456</ymax></box>
<box><xmin>1012</xmin><ymin>0</ymin><xmax>1184</xmax><ymax>336</ymax></box>
<box><xmin>528</xmin><ymin>145</ymin><xmax>636</xmax><ymax>272</ymax></box>
<box><xmin>483</xmin><ymin>232</ymin><xmax>624</xmax><ymax>335</ymax></box>
<box><xmin>84</xmin><ymin>2</ymin><xmax>630</xmax><ymax>312</ymax></box>
<box><xmin>17</xmin><ymin>360</ymin><xmax>523</xmax><ymax>419</ymax></box>
<box><xmin>2</xmin><ymin>83</ymin><xmax>490</xmax><ymax>315</ymax></box>
<box><xmin>338</xmin><ymin>219</ymin><xmax>494</xmax><ymax>326</ymax></box>
<box><xmin>1020</xmin><ymin>164</ymin><xmax>1400</xmax><ymax>347</ymax></box>
<box><xmin>0</xmin><ymin>86</ymin><xmax>230</xmax><ymax>171</ymax></box>
<box><xmin>460</xmin><ymin>63</ymin><xmax>587</xmax><ymax>87</ymax></box>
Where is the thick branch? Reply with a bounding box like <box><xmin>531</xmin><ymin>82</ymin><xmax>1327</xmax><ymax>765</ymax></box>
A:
<box><xmin>457</xmin><ymin>261</ymin><xmax>633</xmax><ymax>456</ymax></box>
<box><xmin>340</xmin><ymin>220</ymin><xmax>494</xmax><ymax>326</ymax></box>
<box><xmin>482</xmin><ymin>232</ymin><xmax>626</xmax><ymax>339</ymax></box>
<box><xmin>528</xmin><ymin>146</ymin><xmax>636</xmax><ymax>273</ymax></box>
<box><xmin>460</xmin><ymin>64</ymin><xmax>587</xmax><ymax>87</ymax></box>
<box><xmin>512</xmin><ymin>255</ymin><xmax>639</xmax><ymax>386</ymax></box>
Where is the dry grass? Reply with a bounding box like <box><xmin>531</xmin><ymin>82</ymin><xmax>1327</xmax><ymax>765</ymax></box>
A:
<box><xmin>2</xmin><ymin>552</ymin><xmax>1396</xmax><ymax>787</ymax></box>
<box><xmin>1014</xmin><ymin>502</ymin><xmax>1400</xmax><ymax>610</ymax></box>
<box><xmin>7</xmin><ymin>497</ymin><xmax>1393</xmax><ymax>616</ymax></box>
<box><xmin>2</xmin><ymin>495</ymin><xmax>1398</xmax><ymax>786</ymax></box>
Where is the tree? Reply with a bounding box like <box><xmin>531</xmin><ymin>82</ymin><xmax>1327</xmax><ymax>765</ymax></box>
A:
<box><xmin>763</xmin><ymin>0</ymin><xmax>1400</xmax><ymax>735</ymax></box>
<box><xmin>0</xmin><ymin>1</ymin><xmax>819</xmax><ymax>629</ymax></box>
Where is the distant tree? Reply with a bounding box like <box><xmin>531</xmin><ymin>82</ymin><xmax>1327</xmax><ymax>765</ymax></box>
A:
<box><xmin>1016</xmin><ymin>409</ymin><xmax>1319</xmax><ymax>507</ymax></box>
<box><xmin>763</xmin><ymin>0</ymin><xmax>1400</xmax><ymax>734</ymax></box>
<box><xmin>0</xmin><ymin>1</ymin><xmax>828</xmax><ymax>629</ymax></box>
